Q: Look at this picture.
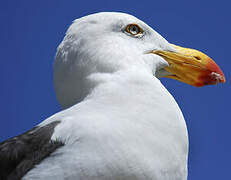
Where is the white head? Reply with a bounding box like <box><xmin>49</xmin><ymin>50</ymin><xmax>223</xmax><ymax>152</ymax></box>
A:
<box><xmin>54</xmin><ymin>12</ymin><xmax>225</xmax><ymax>109</ymax></box>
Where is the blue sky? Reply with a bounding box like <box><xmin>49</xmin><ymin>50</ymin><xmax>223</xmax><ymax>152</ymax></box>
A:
<box><xmin>0</xmin><ymin>0</ymin><xmax>230</xmax><ymax>179</ymax></box>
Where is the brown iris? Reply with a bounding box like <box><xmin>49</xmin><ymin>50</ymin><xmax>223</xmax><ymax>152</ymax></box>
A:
<box><xmin>126</xmin><ymin>24</ymin><xmax>143</xmax><ymax>36</ymax></box>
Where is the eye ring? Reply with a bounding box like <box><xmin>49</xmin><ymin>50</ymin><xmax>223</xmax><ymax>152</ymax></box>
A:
<box><xmin>125</xmin><ymin>24</ymin><xmax>143</xmax><ymax>36</ymax></box>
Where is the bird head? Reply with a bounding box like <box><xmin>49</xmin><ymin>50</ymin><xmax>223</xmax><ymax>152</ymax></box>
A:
<box><xmin>54</xmin><ymin>12</ymin><xmax>225</xmax><ymax>108</ymax></box>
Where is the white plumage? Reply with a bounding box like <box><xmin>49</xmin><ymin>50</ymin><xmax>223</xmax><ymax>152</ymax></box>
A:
<box><xmin>23</xmin><ymin>12</ymin><xmax>188</xmax><ymax>180</ymax></box>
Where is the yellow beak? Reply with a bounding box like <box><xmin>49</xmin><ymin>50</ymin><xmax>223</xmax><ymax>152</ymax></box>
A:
<box><xmin>151</xmin><ymin>44</ymin><xmax>226</xmax><ymax>87</ymax></box>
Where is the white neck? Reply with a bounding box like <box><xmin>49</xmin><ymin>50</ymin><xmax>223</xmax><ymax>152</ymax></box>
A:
<box><xmin>85</xmin><ymin>68</ymin><xmax>155</xmax><ymax>101</ymax></box>
<box><xmin>83</xmin><ymin>69</ymin><xmax>185</xmax><ymax>132</ymax></box>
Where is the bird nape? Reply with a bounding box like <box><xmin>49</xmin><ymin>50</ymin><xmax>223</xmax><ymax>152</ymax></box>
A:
<box><xmin>0</xmin><ymin>12</ymin><xmax>225</xmax><ymax>180</ymax></box>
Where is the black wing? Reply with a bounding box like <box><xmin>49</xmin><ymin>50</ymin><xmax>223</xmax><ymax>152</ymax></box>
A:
<box><xmin>0</xmin><ymin>121</ymin><xmax>64</xmax><ymax>180</ymax></box>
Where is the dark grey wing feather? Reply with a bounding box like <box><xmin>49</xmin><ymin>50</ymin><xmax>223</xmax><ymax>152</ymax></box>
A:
<box><xmin>0</xmin><ymin>121</ymin><xmax>64</xmax><ymax>180</ymax></box>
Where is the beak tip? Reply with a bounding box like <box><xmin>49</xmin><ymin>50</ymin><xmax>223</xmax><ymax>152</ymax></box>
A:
<box><xmin>210</xmin><ymin>72</ymin><xmax>226</xmax><ymax>84</ymax></box>
<box><xmin>206</xmin><ymin>59</ymin><xmax>226</xmax><ymax>85</ymax></box>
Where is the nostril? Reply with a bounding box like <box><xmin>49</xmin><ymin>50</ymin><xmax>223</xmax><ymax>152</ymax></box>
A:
<box><xmin>194</xmin><ymin>56</ymin><xmax>201</xmax><ymax>60</ymax></box>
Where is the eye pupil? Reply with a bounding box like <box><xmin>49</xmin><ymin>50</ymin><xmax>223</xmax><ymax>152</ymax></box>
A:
<box><xmin>130</xmin><ymin>26</ymin><xmax>138</xmax><ymax>34</ymax></box>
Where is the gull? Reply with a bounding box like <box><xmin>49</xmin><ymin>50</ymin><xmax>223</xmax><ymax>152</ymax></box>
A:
<box><xmin>0</xmin><ymin>12</ymin><xmax>225</xmax><ymax>180</ymax></box>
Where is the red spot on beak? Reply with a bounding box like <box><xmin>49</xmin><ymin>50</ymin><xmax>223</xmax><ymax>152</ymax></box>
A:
<box><xmin>197</xmin><ymin>58</ymin><xmax>226</xmax><ymax>86</ymax></box>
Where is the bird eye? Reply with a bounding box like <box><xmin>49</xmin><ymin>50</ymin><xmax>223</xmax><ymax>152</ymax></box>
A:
<box><xmin>126</xmin><ymin>24</ymin><xmax>143</xmax><ymax>36</ymax></box>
